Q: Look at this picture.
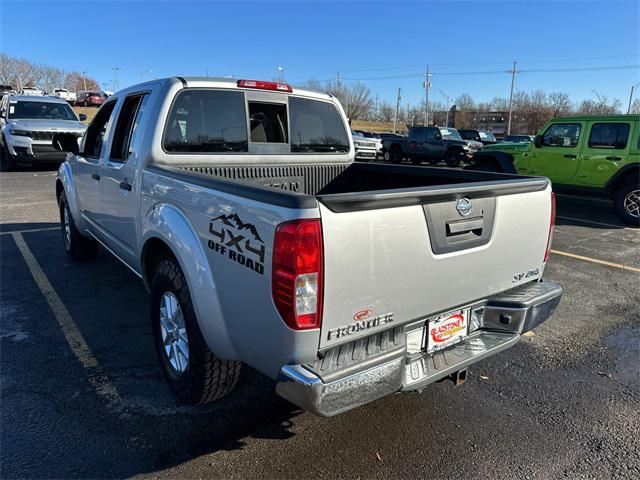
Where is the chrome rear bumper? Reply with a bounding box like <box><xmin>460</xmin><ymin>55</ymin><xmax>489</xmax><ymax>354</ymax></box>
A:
<box><xmin>276</xmin><ymin>279</ymin><xmax>562</xmax><ymax>417</ymax></box>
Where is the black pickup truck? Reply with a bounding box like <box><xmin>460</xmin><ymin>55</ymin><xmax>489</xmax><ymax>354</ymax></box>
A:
<box><xmin>382</xmin><ymin>126</ymin><xmax>483</xmax><ymax>167</ymax></box>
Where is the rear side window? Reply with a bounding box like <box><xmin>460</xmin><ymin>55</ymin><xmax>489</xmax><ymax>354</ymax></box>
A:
<box><xmin>110</xmin><ymin>94</ymin><xmax>147</xmax><ymax>161</ymax></box>
<box><xmin>541</xmin><ymin>123</ymin><xmax>582</xmax><ymax>147</ymax></box>
<box><xmin>289</xmin><ymin>97</ymin><xmax>349</xmax><ymax>153</ymax></box>
<box><xmin>424</xmin><ymin>127</ymin><xmax>439</xmax><ymax>140</ymax></box>
<box><xmin>164</xmin><ymin>90</ymin><xmax>248</xmax><ymax>153</ymax></box>
<box><xmin>588</xmin><ymin>123</ymin><xmax>630</xmax><ymax>149</ymax></box>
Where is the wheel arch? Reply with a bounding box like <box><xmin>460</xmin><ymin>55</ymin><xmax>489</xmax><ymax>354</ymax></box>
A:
<box><xmin>469</xmin><ymin>151</ymin><xmax>517</xmax><ymax>174</ymax></box>
<box><xmin>141</xmin><ymin>203</ymin><xmax>239</xmax><ymax>360</ymax></box>
<box><xmin>605</xmin><ymin>163</ymin><xmax>640</xmax><ymax>191</ymax></box>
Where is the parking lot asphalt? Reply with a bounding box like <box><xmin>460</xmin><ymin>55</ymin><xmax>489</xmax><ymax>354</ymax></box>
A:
<box><xmin>1</xmin><ymin>166</ymin><xmax>639</xmax><ymax>480</ymax></box>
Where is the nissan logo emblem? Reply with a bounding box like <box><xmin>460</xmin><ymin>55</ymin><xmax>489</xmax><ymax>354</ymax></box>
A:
<box><xmin>456</xmin><ymin>198</ymin><xmax>472</xmax><ymax>216</ymax></box>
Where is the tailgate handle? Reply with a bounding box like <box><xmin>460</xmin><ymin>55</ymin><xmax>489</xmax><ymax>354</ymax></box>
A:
<box><xmin>446</xmin><ymin>217</ymin><xmax>484</xmax><ymax>236</ymax></box>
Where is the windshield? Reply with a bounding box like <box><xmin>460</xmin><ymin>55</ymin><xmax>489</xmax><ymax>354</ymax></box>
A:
<box><xmin>9</xmin><ymin>101</ymin><xmax>77</xmax><ymax>121</ymax></box>
<box><xmin>439</xmin><ymin>128</ymin><xmax>462</xmax><ymax>140</ymax></box>
<box><xmin>479</xmin><ymin>131</ymin><xmax>496</xmax><ymax>141</ymax></box>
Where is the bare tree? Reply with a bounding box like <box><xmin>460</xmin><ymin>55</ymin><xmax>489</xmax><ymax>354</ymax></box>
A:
<box><xmin>378</xmin><ymin>101</ymin><xmax>395</xmax><ymax>122</ymax></box>
<box><xmin>548</xmin><ymin>92</ymin><xmax>573</xmax><ymax>116</ymax></box>
<box><xmin>576</xmin><ymin>95</ymin><xmax>622</xmax><ymax>115</ymax></box>
<box><xmin>454</xmin><ymin>93</ymin><xmax>475</xmax><ymax>110</ymax></box>
<box><xmin>64</xmin><ymin>71</ymin><xmax>100</xmax><ymax>92</ymax></box>
<box><xmin>326</xmin><ymin>81</ymin><xmax>373</xmax><ymax>121</ymax></box>
<box><xmin>630</xmin><ymin>98</ymin><xmax>640</xmax><ymax>114</ymax></box>
<box><xmin>490</xmin><ymin>97</ymin><xmax>509</xmax><ymax>111</ymax></box>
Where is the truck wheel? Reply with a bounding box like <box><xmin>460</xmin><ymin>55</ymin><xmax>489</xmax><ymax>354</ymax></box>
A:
<box><xmin>389</xmin><ymin>146</ymin><xmax>403</xmax><ymax>164</ymax></box>
<box><xmin>151</xmin><ymin>257</ymin><xmax>241</xmax><ymax>404</ymax></box>
<box><xmin>614</xmin><ymin>181</ymin><xmax>640</xmax><ymax>225</ymax></box>
<box><xmin>445</xmin><ymin>149</ymin><xmax>464</xmax><ymax>168</ymax></box>
<box><xmin>59</xmin><ymin>191</ymin><xmax>98</xmax><ymax>261</ymax></box>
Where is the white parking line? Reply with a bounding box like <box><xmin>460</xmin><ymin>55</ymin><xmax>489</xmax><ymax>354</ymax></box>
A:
<box><xmin>551</xmin><ymin>249</ymin><xmax>640</xmax><ymax>273</ymax></box>
<box><xmin>556</xmin><ymin>215</ymin><xmax>640</xmax><ymax>232</ymax></box>
<box><xmin>11</xmin><ymin>232</ymin><xmax>123</xmax><ymax>409</ymax></box>
<box><xmin>0</xmin><ymin>226</ymin><xmax>59</xmax><ymax>236</ymax></box>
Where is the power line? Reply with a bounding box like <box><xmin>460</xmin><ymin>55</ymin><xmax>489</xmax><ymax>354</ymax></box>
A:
<box><xmin>315</xmin><ymin>64</ymin><xmax>638</xmax><ymax>82</ymax></box>
<box><xmin>301</xmin><ymin>53</ymin><xmax>638</xmax><ymax>78</ymax></box>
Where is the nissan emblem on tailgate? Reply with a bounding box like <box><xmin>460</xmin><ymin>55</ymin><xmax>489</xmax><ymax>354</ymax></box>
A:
<box><xmin>456</xmin><ymin>198</ymin><xmax>473</xmax><ymax>216</ymax></box>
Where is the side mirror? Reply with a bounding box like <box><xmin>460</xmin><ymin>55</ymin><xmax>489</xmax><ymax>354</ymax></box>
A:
<box><xmin>78</xmin><ymin>113</ymin><xmax>87</xmax><ymax>122</ymax></box>
<box><xmin>533</xmin><ymin>135</ymin><xmax>543</xmax><ymax>148</ymax></box>
<box><xmin>52</xmin><ymin>132</ymin><xmax>80</xmax><ymax>155</ymax></box>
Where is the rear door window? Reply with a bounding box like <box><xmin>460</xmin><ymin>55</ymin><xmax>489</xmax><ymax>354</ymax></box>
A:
<box><xmin>289</xmin><ymin>97</ymin><xmax>349</xmax><ymax>153</ymax></box>
<box><xmin>163</xmin><ymin>90</ymin><xmax>248</xmax><ymax>153</ymax></box>
<box><xmin>110</xmin><ymin>94</ymin><xmax>148</xmax><ymax>161</ymax></box>
<box><xmin>588</xmin><ymin>123</ymin><xmax>630</xmax><ymax>149</ymax></box>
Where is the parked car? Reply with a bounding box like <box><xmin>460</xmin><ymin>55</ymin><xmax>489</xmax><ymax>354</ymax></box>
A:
<box><xmin>0</xmin><ymin>95</ymin><xmax>86</xmax><ymax>169</ymax></box>
<box><xmin>0</xmin><ymin>85</ymin><xmax>16</xmax><ymax>98</ymax></box>
<box><xmin>352</xmin><ymin>132</ymin><xmax>378</xmax><ymax>161</ymax></box>
<box><xmin>459</xmin><ymin>129</ymin><xmax>498</xmax><ymax>145</ymax></box>
<box><xmin>53</xmin><ymin>76</ymin><xmax>561</xmax><ymax>417</ymax></box>
<box><xmin>51</xmin><ymin>88</ymin><xmax>77</xmax><ymax>103</ymax></box>
<box><xmin>502</xmin><ymin>134</ymin><xmax>535</xmax><ymax>143</ymax></box>
<box><xmin>76</xmin><ymin>91</ymin><xmax>105</xmax><ymax>107</ymax></box>
<box><xmin>383</xmin><ymin>126</ymin><xmax>482</xmax><ymax>167</ymax></box>
<box><xmin>21</xmin><ymin>86</ymin><xmax>43</xmax><ymax>96</ymax></box>
<box><xmin>482</xmin><ymin>115</ymin><xmax>640</xmax><ymax>224</ymax></box>
<box><xmin>353</xmin><ymin>130</ymin><xmax>383</xmax><ymax>158</ymax></box>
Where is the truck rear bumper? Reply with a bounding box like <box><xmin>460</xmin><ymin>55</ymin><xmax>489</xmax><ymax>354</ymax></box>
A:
<box><xmin>276</xmin><ymin>279</ymin><xmax>562</xmax><ymax>417</ymax></box>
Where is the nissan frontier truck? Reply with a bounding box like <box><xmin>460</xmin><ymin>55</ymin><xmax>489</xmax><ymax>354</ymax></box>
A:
<box><xmin>53</xmin><ymin>77</ymin><xmax>562</xmax><ymax>416</ymax></box>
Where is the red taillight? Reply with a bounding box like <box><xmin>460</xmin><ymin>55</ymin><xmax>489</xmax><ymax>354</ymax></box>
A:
<box><xmin>272</xmin><ymin>219</ymin><xmax>323</xmax><ymax>330</ymax></box>
<box><xmin>237</xmin><ymin>79</ymin><xmax>293</xmax><ymax>93</ymax></box>
<box><xmin>544</xmin><ymin>192</ymin><xmax>556</xmax><ymax>262</ymax></box>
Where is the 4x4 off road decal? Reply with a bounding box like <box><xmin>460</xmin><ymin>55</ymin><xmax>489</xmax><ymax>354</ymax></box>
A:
<box><xmin>208</xmin><ymin>213</ymin><xmax>265</xmax><ymax>275</ymax></box>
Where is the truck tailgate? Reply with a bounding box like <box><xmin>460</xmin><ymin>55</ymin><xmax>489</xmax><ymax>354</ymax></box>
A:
<box><xmin>318</xmin><ymin>180</ymin><xmax>552</xmax><ymax>349</ymax></box>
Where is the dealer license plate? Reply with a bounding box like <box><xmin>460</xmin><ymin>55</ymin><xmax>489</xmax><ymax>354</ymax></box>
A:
<box><xmin>426</xmin><ymin>308</ymin><xmax>469</xmax><ymax>354</ymax></box>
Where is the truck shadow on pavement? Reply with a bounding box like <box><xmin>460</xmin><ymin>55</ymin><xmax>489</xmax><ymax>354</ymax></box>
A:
<box><xmin>1</xmin><ymin>225</ymin><xmax>308</xmax><ymax>478</ymax></box>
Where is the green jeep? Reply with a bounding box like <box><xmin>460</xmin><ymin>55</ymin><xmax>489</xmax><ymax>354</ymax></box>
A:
<box><xmin>481</xmin><ymin>115</ymin><xmax>640</xmax><ymax>224</ymax></box>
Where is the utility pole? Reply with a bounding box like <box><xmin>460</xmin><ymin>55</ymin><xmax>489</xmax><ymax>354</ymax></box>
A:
<box><xmin>82</xmin><ymin>71</ymin><xmax>87</xmax><ymax>91</ymax></box>
<box><xmin>336</xmin><ymin>72</ymin><xmax>341</xmax><ymax>91</ymax></box>
<box><xmin>592</xmin><ymin>90</ymin><xmax>605</xmax><ymax>114</ymax></box>
<box><xmin>423</xmin><ymin>65</ymin><xmax>431</xmax><ymax>125</ymax></box>
<box><xmin>374</xmin><ymin>94</ymin><xmax>378</xmax><ymax>121</ymax></box>
<box><xmin>628</xmin><ymin>82</ymin><xmax>640</xmax><ymax>114</ymax></box>
<box><xmin>435</xmin><ymin>88</ymin><xmax>450</xmax><ymax>126</ymax></box>
<box><xmin>506</xmin><ymin>61</ymin><xmax>518</xmax><ymax>135</ymax></box>
<box><xmin>393</xmin><ymin>88</ymin><xmax>402</xmax><ymax>134</ymax></box>
<box><xmin>113</xmin><ymin>66</ymin><xmax>120</xmax><ymax>92</ymax></box>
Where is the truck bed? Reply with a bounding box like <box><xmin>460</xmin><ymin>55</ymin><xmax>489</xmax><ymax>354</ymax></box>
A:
<box><xmin>174</xmin><ymin>162</ymin><xmax>547</xmax><ymax>212</ymax></box>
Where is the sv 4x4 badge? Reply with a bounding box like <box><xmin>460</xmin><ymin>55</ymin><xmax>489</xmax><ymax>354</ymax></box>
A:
<box><xmin>208</xmin><ymin>213</ymin><xmax>265</xmax><ymax>275</ymax></box>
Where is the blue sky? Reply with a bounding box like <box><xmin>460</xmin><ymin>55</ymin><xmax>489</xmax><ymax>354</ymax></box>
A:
<box><xmin>2</xmin><ymin>1</ymin><xmax>639</xmax><ymax>107</ymax></box>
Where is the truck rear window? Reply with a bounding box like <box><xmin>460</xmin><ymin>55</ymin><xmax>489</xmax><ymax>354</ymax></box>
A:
<box><xmin>289</xmin><ymin>97</ymin><xmax>349</xmax><ymax>153</ymax></box>
<box><xmin>164</xmin><ymin>90</ymin><xmax>248</xmax><ymax>153</ymax></box>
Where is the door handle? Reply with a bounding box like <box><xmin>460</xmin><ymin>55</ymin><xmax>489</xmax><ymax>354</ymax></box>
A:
<box><xmin>606</xmin><ymin>156</ymin><xmax>622</xmax><ymax>161</ymax></box>
<box><xmin>563</xmin><ymin>154</ymin><xmax>577</xmax><ymax>159</ymax></box>
<box><xmin>91</xmin><ymin>172</ymin><xmax>101</xmax><ymax>181</ymax></box>
<box><xmin>119</xmin><ymin>180</ymin><xmax>132</xmax><ymax>191</ymax></box>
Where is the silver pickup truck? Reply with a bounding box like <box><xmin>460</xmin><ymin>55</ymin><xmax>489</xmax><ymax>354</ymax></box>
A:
<box><xmin>53</xmin><ymin>77</ymin><xmax>562</xmax><ymax>416</ymax></box>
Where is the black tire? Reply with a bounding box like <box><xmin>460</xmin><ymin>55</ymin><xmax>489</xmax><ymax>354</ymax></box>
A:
<box><xmin>445</xmin><ymin>149</ymin><xmax>465</xmax><ymax>168</ymax></box>
<box><xmin>614</xmin><ymin>180</ymin><xmax>640</xmax><ymax>225</ymax></box>
<box><xmin>83</xmin><ymin>100</ymin><xmax>88</xmax><ymax>107</ymax></box>
<box><xmin>1</xmin><ymin>140</ymin><xmax>16</xmax><ymax>171</ymax></box>
<box><xmin>59</xmin><ymin>191</ymin><xmax>98</xmax><ymax>261</ymax></box>
<box><xmin>151</xmin><ymin>257</ymin><xmax>241</xmax><ymax>404</ymax></box>
<box><xmin>389</xmin><ymin>145</ymin><xmax>403</xmax><ymax>164</ymax></box>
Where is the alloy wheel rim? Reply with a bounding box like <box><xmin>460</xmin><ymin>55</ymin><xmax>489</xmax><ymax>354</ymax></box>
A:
<box><xmin>624</xmin><ymin>189</ymin><xmax>640</xmax><ymax>218</ymax></box>
<box><xmin>63</xmin><ymin>205</ymin><xmax>71</xmax><ymax>249</ymax></box>
<box><xmin>159</xmin><ymin>292</ymin><xmax>189</xmax><ymax>374</ymax></box>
